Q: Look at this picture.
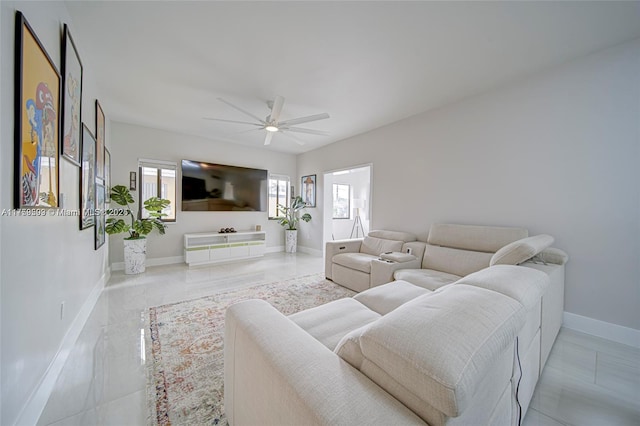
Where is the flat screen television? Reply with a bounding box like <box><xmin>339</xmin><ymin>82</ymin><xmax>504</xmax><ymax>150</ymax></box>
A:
<box><xmin>181</xmin><ymin>160</ymin><xmax>268</xmax><ymax>212</ymax></box>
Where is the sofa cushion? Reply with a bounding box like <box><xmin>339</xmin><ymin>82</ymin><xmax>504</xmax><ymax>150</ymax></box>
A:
<box><xmin>427</xmin><ymin>223</ymin><xmax>528</xmax><ymax>253</ymax></box>
<box><xmin>354</xmin><ymin>280</ymin><xmax>429</xmax><ymax>315</ymax></box>
<box><xmin>422</xmin><ymin>245</ymin><xmax>493</xmax><ymax>277</ymax></box>
<box><xmin>368</xmin><ymin>230</ymin><xmax>417</xmax><ymax>242</ymax></box>
<box><xmin>360</xmin><ymin>236</ymin><xmax>404</xmax><ymax>256</ymax></box>
<box><xmin>356</xmin><ymin>284</ymin><xmax>526</xmax><ymax>417</ymax></box>
<box><xmin>289</xmin><ymin>298</ymin><xmax>380</xmax><ymax>351</ymax></box>
<box><xmin>332</xmin><ymin>252</ymin><xmax>379</xmax><ymax>273</ymax></box>
<box><xmin>490</xmin><ymin>234</ymin><xmax>554</xmax><ymax>266</ymax></box>
<box><xmin>393</xmin><ymin>269</ymin><xmax>461</xmax><ymax>291</ymax></box>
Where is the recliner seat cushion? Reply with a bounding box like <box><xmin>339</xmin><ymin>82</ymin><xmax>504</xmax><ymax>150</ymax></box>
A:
<box><xmin>354</xmin><ymin>280</ymin><xmax>430</xmax><ymax>315</ymax></box>
<box><xmin>332</xmin><ymin>252</ymin><xmax>379</xmax><ymax>273</ymax></box>
<box><xmin>393</xmin><ymin>268</ymin><xmax>460</xmax><ymax>291</ymax></box>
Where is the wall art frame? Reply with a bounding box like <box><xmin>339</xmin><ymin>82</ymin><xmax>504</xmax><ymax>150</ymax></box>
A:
<box><xmin>80</xmin><ymin>123</ymin><xmax>96</xmax><ymax>230</ymax></box>
<box><xmin>104</xmin><ymin>147</ymin><xmax>111</xmax><ymax>203</ymax></box>
<box><xmin>14</xmin><ymin>11</ymin><xmax>61</xmax><ymax>209</ymax></box>
<box><xmin>95</xmin><ymin>100</ymin><xmax>105</xmax><ymax>180</ymax></box>
<box><xmin>61</xmin><ymin>23</ymin><xmax>82</xmax><ymax>166</ymax></box>
<box><xmin>301</xmin><ymin>174</ymin><xmax>316</xmax><ymax>207</ymax></box>
<box><xmin>95</xmin><ymin>182</ymin><xmax>106</xmax><ymax>249</ymax></box>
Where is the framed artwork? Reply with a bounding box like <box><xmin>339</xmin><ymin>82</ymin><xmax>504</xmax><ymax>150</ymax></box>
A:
<box><xmin>14</xmin><ymin>11</ymin><xmax>61</xmax><ymax>208</ymax></box>
<box><xmin>80</xmin><ymin>124</ymin><xmax>96</xmax><ymax>230</ymax></box>
<box><xmin>104</xmin><ymin>148</ymin><xmax>111</xmax><ymax>203</ymax></box>
<box><xmin>95</xmin><ymin>100</ymin><xmax>105</xmax><ymax>180</ymax></box>
<box><xmin>95</xmin><ymin>182</ymin><xmax>106</xmax><ymax>250</ymax></box>
<box><xmin>61</xmin><ymin>24</ymin><xmax>82</xmax><ymax>166</ymax></box>
<box><xmin>129</xmin><ymin>171</ymin><xmax>136</xmax><ymax>191</ymax></box>
<box><xmin>301</xmin><ymin>174</ymin><xmax>316</xmax><ymax>207</ymax></box>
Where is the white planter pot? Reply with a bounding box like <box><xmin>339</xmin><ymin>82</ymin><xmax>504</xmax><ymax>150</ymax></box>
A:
<box><xmin>124</xmin><ymin>238</ymin><xmax>147</xmax><ymax>274</ymax></box>
<box><xmin>285</xmin><ymin>229</ymin><xmax>297</xmax><ymax>253</ymax></box>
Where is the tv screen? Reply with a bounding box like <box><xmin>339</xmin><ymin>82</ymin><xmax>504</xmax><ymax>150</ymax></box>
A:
<box><xmin>181</xmin><ymin>160</ymin><xmax>268</xmax><ymax>212</ymax></box>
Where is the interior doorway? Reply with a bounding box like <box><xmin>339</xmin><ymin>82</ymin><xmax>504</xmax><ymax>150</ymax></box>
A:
<box><xmin>323</xmin><ymin>165</ymin><xmax>372</xmax><ymax>247</ymax></box>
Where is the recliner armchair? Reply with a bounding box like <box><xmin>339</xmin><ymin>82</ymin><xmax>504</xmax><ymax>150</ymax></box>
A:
<box><xmin>325</xmin><ymin>230</ymin><xmax>420</xmax><ymax>292</ymax></box>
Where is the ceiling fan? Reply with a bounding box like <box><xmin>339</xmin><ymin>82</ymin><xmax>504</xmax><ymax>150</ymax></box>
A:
<box><xmin>204</xmin><ymin>96</ymin><xmax>330</xmax><ymax>146</ymax></box>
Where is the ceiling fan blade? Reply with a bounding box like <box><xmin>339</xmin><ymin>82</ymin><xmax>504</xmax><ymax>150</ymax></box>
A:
<box><xmin>264</xmin><ymin>132</ymin><xmax>274</xmax><ymax>146</ymax></box>
<box><xmin>203</xmin><ymin>117</ymin><xmax>262</xmax><ymax>126</ymax></box>
<box><xmin>278</xmin><ymin>112</ymin><xmax>330</xmax><ymax>127</ymax></box>
<box><xmin>268</xmin><ymin>95</ymin><xmax>285</xmax><ymax>123</ymax></box>
<box><xmin>284</xmin><ymin>127</ymin><xmax>330</xmax><ymax>136</ymax></box>
<box><xmin>279</xmin><ymin>131</ymin><xmax>306</xmax><ymax>146</ymax></box>
<box><xmin>218</xmin><ymin>98</ymin><xmax>266</xmax><ymax>124</ymax></box>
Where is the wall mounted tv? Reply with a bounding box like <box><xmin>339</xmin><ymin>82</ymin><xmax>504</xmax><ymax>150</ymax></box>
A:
<box><xmin>181</xmin><ymin>160</ymin><xmax>268</xmax><ymax>212</ymax></box>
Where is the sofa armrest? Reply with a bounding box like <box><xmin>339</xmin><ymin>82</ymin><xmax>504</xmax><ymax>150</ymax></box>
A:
<box><xmin>370</xmin><ymin>258</ymin><xmax>422</xmax><ymax>287</ymax></box>
<box><xmin>225</xmin><ymin>299</ymin><xmax>426</xmax><ymax>426</ymax></box>
<box><xmin>325</xmin><ymin>239</ymin><xmax>363</xmax><ymax>279</ymax></box>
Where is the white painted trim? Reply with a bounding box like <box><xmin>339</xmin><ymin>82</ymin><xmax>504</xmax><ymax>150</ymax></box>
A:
<box><xmin>297</xmin><ymin>246</ymin><xmax>323</xmax><ymax>257</ymax></box>
<box><xmin>266</xmin><ymin>245</ymin><xmax>284</xmax><ymax>254</ymax></box>
<box><xmin>563</xmin><ymin>312</ymin><xmax>640</xmax><ymax>349</ymax></box>
<box><xmin>111</xmin><ymin>255</ymin><xmax>184</xmax><ymax>271</ymax></box>
<box><xmin>15</xmin><ymin>272</ymin><xmax>107</xmax><ymax>426</ymax></box>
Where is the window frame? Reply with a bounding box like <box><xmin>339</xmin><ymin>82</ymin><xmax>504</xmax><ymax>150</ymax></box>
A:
<box><xmin>138</xmin><ymin>159</ymin><xmax>177</xmax><ymax>223</ymax></box>
<box><xmin>268</xmin><ymin>174</ymin><xmax>291</xmax><ymax>220</ymax></box>
<box><xmin>332</xmin><ymin>183</ymin><xmax>351</xmax><ymax>219</ymax></box>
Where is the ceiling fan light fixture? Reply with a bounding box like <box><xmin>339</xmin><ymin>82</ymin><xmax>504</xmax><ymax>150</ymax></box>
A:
<box><xmin>265</xmin><ymin>125</ymin><xmax>279</xmax><ymax>132</ymax></box>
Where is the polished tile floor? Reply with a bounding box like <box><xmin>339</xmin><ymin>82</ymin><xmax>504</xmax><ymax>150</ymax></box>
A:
<box><xmin>38</xmin><ymin>253</ymin><xmax>640</xmax><ymax>425</ymax></box>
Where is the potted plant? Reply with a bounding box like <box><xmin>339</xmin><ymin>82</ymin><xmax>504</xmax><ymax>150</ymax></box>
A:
<box><xmin>106</xmin><ymin>185</ymin><xmax>170</xmax><ymax>274</ymax></box>
<box><xmin>276</xmin><ymin>196</ymin><xmax>312</xmax><ymax>253</ymax></box>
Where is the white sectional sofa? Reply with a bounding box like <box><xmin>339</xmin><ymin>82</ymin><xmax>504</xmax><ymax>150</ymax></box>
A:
<box><xmin>225</xmin><ymin>265</ymin><xmax>553</xmax><ymax>425</ymax></box>
<box><xmin>224</xmin><ymin>223</ymin><xmax>568</xmax><ymax>425</ymax></box>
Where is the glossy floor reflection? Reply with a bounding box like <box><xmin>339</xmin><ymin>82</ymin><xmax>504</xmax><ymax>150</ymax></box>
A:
<box><xmin>38</xmin><ymin>253</ymin><xmax>640</xmax><ymax>425</ymax></box>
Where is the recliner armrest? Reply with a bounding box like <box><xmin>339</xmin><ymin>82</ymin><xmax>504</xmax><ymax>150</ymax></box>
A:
<box><xmin>370</xmin><ymin>258</ymin><xmax>422</xmax><ymax>287</ymax></box>
<box><xmin>325</xmin><ymin>239</ymin><xmax>363</xmax><ymax>279</ymax></box>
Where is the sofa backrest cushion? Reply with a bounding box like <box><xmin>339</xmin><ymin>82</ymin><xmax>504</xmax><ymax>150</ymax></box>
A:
<box><xmin>422</xmin><ymin>245</ymin><xmax>493</xmax><ymax>277</ymax></box>
<box><xmin>360</xmin><ymin>236</ymin><xmax>404</xmax><ymax>256</ymax></box>
<box><xmin>489</xmin><ymin>234</ymin><xmax>554</xmax><ymax>266</ymax></box>
<box><xmin>368</xmin><ymin>230</ymin><xmax>417</xmax><ymax>242</ymax></box>
<box><xmin>427</xmin><ymin>223</ymin><xmax>528</xmax><ymax>253</ymax></box>
<box><xmin>354</xmin><ymin>284</ymin><xmax>526</xmax><ymax>417</ymax></box>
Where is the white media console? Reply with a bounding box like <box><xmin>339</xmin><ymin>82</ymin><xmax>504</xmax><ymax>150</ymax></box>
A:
<box><xmin>184</xmin><ymin>230</ymin><xmax>267</xmax><ymax>266</ymax></box>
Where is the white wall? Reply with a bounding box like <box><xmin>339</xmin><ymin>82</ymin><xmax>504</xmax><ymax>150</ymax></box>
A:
<box><xmin>109</xmin><ymin>122</ymin><xmax>297</xmax><ymax>264</ymax></box>
<box><xmin>0</xmin><ymin>2</ymin><xmax>109</xmax><ymax>425</ymax></box>
<box><xmin>298</xmin><ymin>39</ymin><xmax>640</xmax><ymax>331</ymax></box>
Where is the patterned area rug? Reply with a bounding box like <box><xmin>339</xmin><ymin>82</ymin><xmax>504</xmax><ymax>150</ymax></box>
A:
<box><xmin>146</xmin><ymin>273</ymin><xmax>355</xmax><ymax>425</ymax></box>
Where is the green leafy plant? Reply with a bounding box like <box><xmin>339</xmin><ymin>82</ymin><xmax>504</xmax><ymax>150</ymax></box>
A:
<box><xmin>105</xmin><ymin>185</ymin><xmax>170</xmax><ymax>240</ymax></box>
<box><xmin>276</xmin><ymin>196</ymin><xmax>312</xmax><ymax>230</ymax></box>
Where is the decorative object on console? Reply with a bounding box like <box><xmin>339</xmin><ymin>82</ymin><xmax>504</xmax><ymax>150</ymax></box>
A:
<box><xmin>301</xmin><ymin>174</ymin><xmax>316</xmax><ymax>207</ymax></box>
<box><xmin>14</xmin><ymin>11</ymin><xmax>61</xmax><ymax>209</ymax></box>
<box><xmin>105</xmin><ymin>185</ymin><xmax>170</xmax><ymax>274</ymax></box>
<box><xmin>276</xmin><ymin>196</ymin><xmax>312</xmax><ymax>253</ymax></box>
<box><xmin>218</xmin><ymin>227</ymin><xmax>236</xmax><ymax>233</ymax></box>
<box><xmin>61</xmin><ymin>23</ymin><xmax>82</xmax><ymax>167</ymax></box>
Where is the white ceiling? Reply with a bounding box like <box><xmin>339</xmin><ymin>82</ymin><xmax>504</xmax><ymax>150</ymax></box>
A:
<box><xmin>65</xmin><ymin>1</ymin><xmax>640</xmax><ymax>154</ymax></box>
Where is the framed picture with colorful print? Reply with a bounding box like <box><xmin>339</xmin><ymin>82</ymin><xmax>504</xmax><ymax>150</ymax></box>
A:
<box><xmin>104</xmin><ymin>147</ymin><xmax>111</xmax><ymax>203</ymax></box>
<box><xmin>61</xmin><ymin>23</ymin><xmax>82</xmax><ymax>166</ymax></box>
<box><xmin>95</xmin><ymin>100</ymin><xmax>105</xmax><ymax>180</ymax></box>
<box><xmin>80</xmin><ymin>124</ymin><xmax>96</xmax><ymax>230</ymax></box>
<box><xmin>95</xmin><ymin>182</ymin><xmax>106</xmax><ymax>250</ymax></box>
<box><xmin>14</xmin><ymin>11</ymin><xmax>61</xmax><ymax>208</ymax></box>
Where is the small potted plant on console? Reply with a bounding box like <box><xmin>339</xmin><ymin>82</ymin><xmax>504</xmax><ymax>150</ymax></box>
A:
<box><xmin>106</xmin><ymin>185</ymin><xmax>170</xmax><ymax>274</ymax></box>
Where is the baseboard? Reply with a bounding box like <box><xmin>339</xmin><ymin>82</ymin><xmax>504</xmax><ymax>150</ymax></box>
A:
<box><xmin>111</xmin><ymin>255</ymin><xmax>184</xmax><ymax>271</ymax></box>
<box><xmin>266</xmin><ymin>246</ymin><xmax>284</xmax><ymax>254</ymax></box>
<box><xmin>563</xmin><ymin>312</ymin><xmax>640</xmax><ymax>349</ymax></box>
<box><xmin>15</xmin><ymin>271</ymin><xmax>108</xmax><ymax>426</ymax></box>
<box><xmin>297</xmin><ymin>246</ymin><xmax>323</xmax><ymax>257</ymax></box>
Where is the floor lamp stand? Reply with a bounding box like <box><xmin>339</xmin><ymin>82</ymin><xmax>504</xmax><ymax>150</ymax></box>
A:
<box><xmin>350</xmin><ymin>209</ymin><xmax>365</xmax><ymax>238</ymax></box>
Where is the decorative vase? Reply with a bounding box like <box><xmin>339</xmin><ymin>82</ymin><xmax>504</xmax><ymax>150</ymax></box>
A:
<box><xmin>285</xmin><ymin>229</ymin><xmax>297</xmax><ymax>253</ymax></box>
<box><xmin>124</xmin><ymin>238</ymin><xmax>147</xmax><ymax>274</ymax></box>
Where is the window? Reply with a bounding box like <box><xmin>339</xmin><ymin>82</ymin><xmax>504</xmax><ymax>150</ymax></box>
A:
<box><xmin>269</xmin><ymin>175</ymin><xmax>290</xmax><ymax>219</ymax></box>
<box><xmin>139</xmin><ymin>159</ymin><xmax>177</xmax><ymax>222</ymax></box>
<box><xmin>333</xmin><ymin>184</ymin><xmax>350</xmax><ymax>219</ymax></box>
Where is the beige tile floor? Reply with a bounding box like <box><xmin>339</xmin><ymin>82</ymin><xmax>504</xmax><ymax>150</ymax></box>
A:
<box><xmin>38</xmin><ymin>253</ymin><xmax>640</xmax><ymax>425</ymax></box>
